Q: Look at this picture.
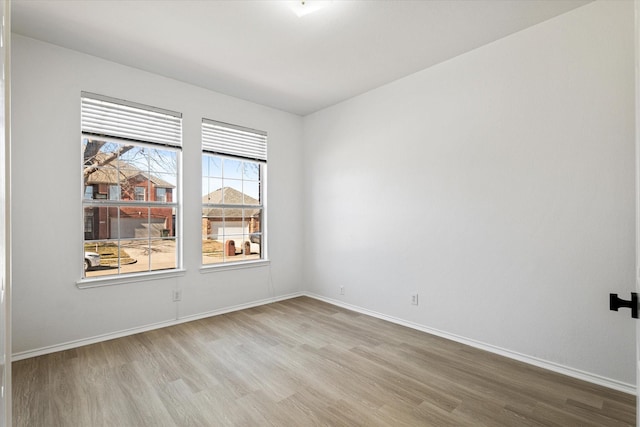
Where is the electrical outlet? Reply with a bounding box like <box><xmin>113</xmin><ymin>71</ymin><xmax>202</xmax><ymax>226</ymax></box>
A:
<box><xmin>340</xmin><ymin>286</ymin><xmax>345</xmax><ymax>295</ymax></box>
<box><xmin>411</xmin><ymin>293</ymin><xmax>419</xmax><ymax>305</ymax></box>
<box><xmin>172</xmin><ymin>290</ymin><xmax>182</xmax><ymax>302</ymax></box>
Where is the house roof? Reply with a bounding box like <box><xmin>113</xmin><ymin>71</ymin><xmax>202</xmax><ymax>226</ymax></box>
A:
<box><xmin>85</xmin><ymin>156</ymin><xmax>175</xmax><ymax>189</ymax></box>
<box><xmin>202</xmin><ymin>187</ymin><xmax>259</xmax><ymax>205</ymax></box>
<box><xmin>202</xmin><ymin>187</ymin><xmax>261</xmax><ymax>219</ymax></box>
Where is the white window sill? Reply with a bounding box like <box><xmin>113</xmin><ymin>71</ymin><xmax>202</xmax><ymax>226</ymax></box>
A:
<box><xmin>200</xmin><ymin>259</ymin><xmax>270</xmax><ymax>273</ymax></box>
<box><xmin>76</xmin><ymin>269</ymin><xmax>187</xmax><ymax>289</ymax></box>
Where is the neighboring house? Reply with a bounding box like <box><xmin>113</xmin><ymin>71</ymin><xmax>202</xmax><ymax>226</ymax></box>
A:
<box><xmin>83</xmin><ymin>158</ymin><xmax>175</xmax><ymax>240</ymax></box>
<box><xmin>202</xmin><ymin>187</ymin><xmax>261</xmax><ymax>245</ymax></box>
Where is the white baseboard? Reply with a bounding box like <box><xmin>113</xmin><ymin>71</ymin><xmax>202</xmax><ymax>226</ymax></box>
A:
<box><xmin>12</xmin><ymin>290</ymin><xmax>636</xmax><ymax>396</ymax></box>
<box><xmin>175</xmin><ymin>292</ymin><xmax>303</xmax><ymax>324</ymax></box>
<box><xmin>303</xmin><ymin>292</ymin><xmax>636</xmax><ymax>396</ymax></box>
<box><xmin>11</xmin><ymin>291</ymin><xmax>303</xmax><ymax>362</ymax></box>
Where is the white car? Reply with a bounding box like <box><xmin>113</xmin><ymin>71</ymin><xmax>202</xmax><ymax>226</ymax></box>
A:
<box><xmin>84</xmin><ymin>252</ymin><xmax>101</xmax><ymax>271</ymax></box>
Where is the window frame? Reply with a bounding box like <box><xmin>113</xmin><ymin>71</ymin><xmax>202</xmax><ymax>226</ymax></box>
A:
<box><xmin>79</xmin><ymin>94</ymin><xmax>183</xmax><ymax>286</ymax></box>
<box><xmin>200</xmin><ymin>120</ymin><xmax>268</xmax><ymax>270</ymax></box>
<box><xmin>81</xmin><ymin>135</ymin><xmax>182</xmax><ymax>283</ymax></box>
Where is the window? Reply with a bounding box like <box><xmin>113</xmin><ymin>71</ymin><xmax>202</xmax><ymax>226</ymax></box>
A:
<box><xmin>84</xmin><ymin>211</ymin><xmax>93</xmax><ymax>234</ymax></box>
<box><xmin>81</xmin><ymin>93</ymin><xmax>182</xmax><ymax>279</ymax></box>
<box><xmin>156</xmin><ymin>187</ymin><xmax>166</xmax><ymax>202</ymax></box>
<box><xmin>84</xmin><ymin>185</ymin><xmax>93</xmax><ymax>200</ymax></box>
<box><xmin>201</xmin><ymin>119</ymin><xmax>266</xmax><ymax>265</ymax></box>
<box><xmin>109</xmin><ymin>185</ymin><xmax>119</xmax><ymax>200</ymax></box>
<box><xmin>134</xmin><ymin>186</ymin><xmax>146</xmax><ymax>201</ymax></box>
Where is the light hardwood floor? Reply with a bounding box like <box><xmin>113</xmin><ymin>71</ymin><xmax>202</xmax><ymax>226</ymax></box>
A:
<box><xmin>13</xmin><ymin>297</ymin><xmax>635</xmax><ymax>426</ymax></box>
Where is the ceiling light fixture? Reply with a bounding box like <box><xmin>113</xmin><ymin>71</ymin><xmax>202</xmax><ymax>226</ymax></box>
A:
<box><xmin>287</xmin><ymin>0</ymin><xmax>332</xmax><ymax>17</ymax></box>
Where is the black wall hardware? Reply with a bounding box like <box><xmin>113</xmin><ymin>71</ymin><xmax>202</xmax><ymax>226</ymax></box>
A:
<box><xmin>609</xmin><ymin>292</ymin><xmax>638</xmax><ymax>319</ymax></box>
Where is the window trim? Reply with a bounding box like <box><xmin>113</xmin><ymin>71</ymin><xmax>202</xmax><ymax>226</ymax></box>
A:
<box><xmin>77</xmin><ymin>268</ymin><xmax>186</xmax><ymax>289</ymax></box>
<box><xmin>201</xmin><ymin>119</ymin><xmax>268</xmax><ymax>269</ymax></box>
<box><xmin>199</xmin><ymin>259</ymin><xmax>270</xmax><ymax>274</ymax></box>
<box><xmin>81</xmin><ymin>93</ymin><xmax>183</xmax><ymax>282</ymax></box>
<box><xmin>82</xmin><ymin>135</ymin><xmax>181</xmax><ymax>279</ymax></box>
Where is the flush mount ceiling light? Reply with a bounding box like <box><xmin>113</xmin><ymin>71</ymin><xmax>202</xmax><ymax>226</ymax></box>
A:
<box><xmin>287</xmin><ymin>0</ymin><xmax>333</xmax><ymax>17</ymax></box>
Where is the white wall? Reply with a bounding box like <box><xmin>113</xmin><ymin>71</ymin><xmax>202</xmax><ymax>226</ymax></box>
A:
<box><xmin>303</xmin><ymin>1</ymin><xmax>636</xmax><ymax>387</ymax></box>
<box><xmin>11</xmin><ymin>35</ymin><xmax>303</xmax><ymax>355</ymax></box>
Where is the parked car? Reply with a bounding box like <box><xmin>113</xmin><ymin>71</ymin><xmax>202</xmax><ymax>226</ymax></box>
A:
<box><xmin>84</xmin><ymin>252</ymin><xmax>101</xmax><ymax>271</ymax></box>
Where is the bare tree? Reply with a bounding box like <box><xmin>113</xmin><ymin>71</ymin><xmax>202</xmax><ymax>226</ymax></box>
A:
<box><xmin>83</xmin><ymin>139</ymin><xmax>177</xmax><ymax>190</ymax></box>
<box><xmin>83</xmin><ymin>139</ymin><xmax>133</xmax><ymax>181</ymax></box>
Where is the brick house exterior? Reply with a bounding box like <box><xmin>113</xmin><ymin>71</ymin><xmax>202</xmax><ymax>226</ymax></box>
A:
<box><xmin>202</xmin><ymin>187</ymin><xmax>261</xmax><ymax>242</ymax></box>
<box><xmin>84</xmin><ymin>165</ymin><xmax>175</xmax><ymax>241</ymax></box>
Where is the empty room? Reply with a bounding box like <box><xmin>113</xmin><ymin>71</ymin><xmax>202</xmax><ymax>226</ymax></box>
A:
<box><xmin>2</xmin><ymin>0</ymin><xmax>638</xmax><ymax>425</ymax></box>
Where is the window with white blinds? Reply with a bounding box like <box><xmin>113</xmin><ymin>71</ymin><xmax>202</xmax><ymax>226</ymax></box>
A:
<box><xmin>201</xmin><ymin>119</ymin><xmax>267</xmax><ymax>267</ymax></box>
<box><xmin>202</xmin><ymin>119</ymin><xmax>266</xmax><ymax>162</ymax></box>
<box><xmin>81</xmin><ymin>93</ymin><xmax>182</xmax><ymax>282</ymax></box>
<box><xmin>81</xmin><ymin>92</ymin><xmax>182</xmax><ymax>147</ymax></box>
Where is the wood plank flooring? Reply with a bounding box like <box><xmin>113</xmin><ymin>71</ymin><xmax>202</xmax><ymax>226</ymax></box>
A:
<box><xmin>13</xmin><ymin>296</ymin><xmax>635</xmax><ymax>426</ymax></box>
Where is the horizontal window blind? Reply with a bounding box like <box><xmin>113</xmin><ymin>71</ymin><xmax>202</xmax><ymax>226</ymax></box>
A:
<box><xmin>202</xmin><ymin>119</ymin><xmax>267</xmax><ymax>162</ymax></box>
<box><xmin>81</xmin><ymin>92</ymin><xmax>182</xmax><ymax>147</ymax></box>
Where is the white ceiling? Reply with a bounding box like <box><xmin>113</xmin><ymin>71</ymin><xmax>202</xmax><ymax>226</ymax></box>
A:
<box><xmin>12</xmin><ymin>0</ymin><xmax>591</xmax><ymax>116</ymax></box>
